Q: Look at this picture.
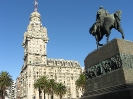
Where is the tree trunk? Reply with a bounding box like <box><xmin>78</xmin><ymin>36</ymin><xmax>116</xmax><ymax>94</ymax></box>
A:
<box><xmin>48</xmin><ymin>94</ymin><xmax>49</xmax><ymax>99</ymax></box>
<box><xmin>82</xmin><ymin>88</ymin><xmax>83</xmax><ymax>95</ymax></box>
<box><xmin>60</xmin><ymin>94</ymin><xmax>62</xmax><ymax>99</ymax></box>
<box><xmin>43</xmin><ymin>90</ymin><xmax>45</xmax><ymax>99</ymax></box>
<box><xmin>1</xmin><ymin>89</ymin><xmax>3</xmax><ymax>99</ymax></box>
<box><xmin>51</xmin><ymin>92</ymin><xmax>53</xmax><ymax>99</ymax></box>
<box><xmin>2</xmin><ymin>89</ymin><xmax>5</xmax><ymax>99</ymax></box>
<box><xmin>39</xmin><ymin>89</ymin><xmax>41</xmax><ymax>99</ymax></box>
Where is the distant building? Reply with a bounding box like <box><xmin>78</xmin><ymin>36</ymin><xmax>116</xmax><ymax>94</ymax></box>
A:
<box><xmin>9</xmin><ymin>81</ymin><xmax>16</xmax><ymax>99</ymax></box>
<box><xmin>0</xmin><ymin>87</ymin><xmax>11</xmax><ymax>99</ymax></box>
<box><xmin>0</xmin><ymin>82</ymin><xmax>16</xmax><ymax>99</ymax></box>
<box><xmin>16</xmin><ymin>1</ymin><xmax>83</xmax><ymax>99</ymax></box>
<box><xmin>16</xmin><ymin>77</ymin><xmax>21</xmax><ymax>99</ymax></box>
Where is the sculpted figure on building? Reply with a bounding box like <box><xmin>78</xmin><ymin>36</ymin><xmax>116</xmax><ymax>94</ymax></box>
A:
<box><xmin>85</xmin><ymin>54</ymin><xmax>122</xmax><ymax>79</ymax></box>
<box><xmin>85</xmin><ymin>53</ymin><xmax>133</xmax><ymax>79</ymax></box>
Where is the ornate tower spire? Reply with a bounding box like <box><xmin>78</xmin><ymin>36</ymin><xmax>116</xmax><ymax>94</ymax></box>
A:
<box><xmin>22</xmin><ymin>1</ymin><xmax>49</xmax><ymax>68</ymax></box>
<box><xmin>34</xmin><ymin>0</ymin><xmax>38</xmax><ymax>12</ymax></box>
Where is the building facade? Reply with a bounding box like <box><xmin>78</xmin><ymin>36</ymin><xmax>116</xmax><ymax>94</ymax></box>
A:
<box><xmin>16</xmin><ymin>2</ymin><xmax>82</xmax><ymax>99</ymax></box>
<box><xmin>9</xmin><ymin>81</ymin><xmax>16</xmax><ymax>99</ymax></box>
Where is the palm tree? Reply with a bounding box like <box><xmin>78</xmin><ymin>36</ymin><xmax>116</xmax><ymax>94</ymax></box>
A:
<box><xmin>0</xmin><ymin>71</ymin><xmax>13</xmax><ymax>99</ymax></box>
<box><xmin>0</xmin><ymin>89</ymin><xmax>2</xmax><ymax>98</ymax></box>
<box><xmin>34</xmin><ymin>79</ymin><xmax>41</xmax><ymax>99</ymax></box>
<box><xmin>0</xmin><ymin>90</ymin><xmax>8</xmax><ymax>99</ymax></box>
<box><xmin>34</xmin><ymin>76</ymin><xmax>48</xmax><ymax>99</ymax></box>
<box><xmin>55</xmin><ymin>83</ymin><xmax>67</xmax><ymax>99</ymax></box>
<box><xmin>75</xmin><ymin>73</ymin><xmax>86</xmax><ymax>95</ymax></box>
<box><xmin>48</xmin><ymin>79</ymin><xmax>56</xmax><ymax>99</ymax></box>
<box><xmin>45</xmin><ymin>81</ymin><xmax>51</xmax><ymax>99</ymax></box>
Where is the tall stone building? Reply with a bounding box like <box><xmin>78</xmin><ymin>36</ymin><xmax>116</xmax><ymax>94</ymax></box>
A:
<box><xmin>16</xmin><ymin>1</ymin><xmax>82</xmax><ymax>99</ymax></box>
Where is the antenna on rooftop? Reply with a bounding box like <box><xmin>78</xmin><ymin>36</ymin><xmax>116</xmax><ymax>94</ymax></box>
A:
<box><xmin>34</xmin><ymin>0</ymin><xmax>38</xmax><ymax>12</ymax></box>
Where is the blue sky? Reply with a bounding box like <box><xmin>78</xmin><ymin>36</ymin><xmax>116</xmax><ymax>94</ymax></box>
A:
<box><xmin>0</xmin><ymin>0</ymin><xmax>133</xmax><ymax>80</ymax></box>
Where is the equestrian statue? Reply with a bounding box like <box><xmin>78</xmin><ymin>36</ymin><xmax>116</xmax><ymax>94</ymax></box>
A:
<box><xmin>89</xmin><ymin>6</ymin><xmax>124</xmax><ymax>48</ymax></box>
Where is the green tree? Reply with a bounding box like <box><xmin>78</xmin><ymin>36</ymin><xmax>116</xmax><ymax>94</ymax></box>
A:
<box><xmin>45</xmin><ymin>81</ymin><xmax>51</xmax><ymax>99</ymax></box>
<box><xmin>48</xmin><ymin>79</ymin><xmax>56</xmax><ymax>99</ymax></box>
<box><xmin>0</xmin><ymin>90</ymin><xmax>2</xmax><ymax>98</ymax></box>
<box><xmin>0</xmin><ymin>71</ymin><xmax>13</xmax><ymax>99</ymax></box>
<box><xmin>75</xmin><ymin>73</ymin><xmax>86</xmax><ymax>94</ymax></box>
<box><xmin>0</xmin><ymin>90</ymin><xmax>8</xmax><ymax>98</ymax></box>
<box><xmin>34</xmin><ymin>76</ymin><xmax>48</xmax><ymax>99</ymax></box>
<box><xmin>55</xmin><ymin>83</ymin><xmax>67</xmax><ymax>99</ymax></box>
<box><xmin>34</xmin><ymin>79</ymin><xmax>41</xmax><ymax>99</ymax></box>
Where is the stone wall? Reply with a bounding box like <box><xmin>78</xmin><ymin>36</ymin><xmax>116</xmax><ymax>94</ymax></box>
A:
<box><xmin>84</xmin><ymin>38</ymin><xmax>133</xmax><ymax>97</ymax></box>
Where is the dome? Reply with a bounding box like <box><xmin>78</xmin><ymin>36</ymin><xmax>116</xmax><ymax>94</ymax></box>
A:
<box><xmin>30</xmin><ymin>11</ymin><xmax>41</xmax><ymax>19</ymax></box>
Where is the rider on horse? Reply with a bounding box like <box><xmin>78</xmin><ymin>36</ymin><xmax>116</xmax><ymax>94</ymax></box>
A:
<box><xmin>89</xmin><ymin>7</ymin><xmax>124</xmax><ymax>49</ymax></box>
<box><xmin>96</xmin><ymin>6</ymin><xmax>109</xmax><ymax>22</ymax></box>
<box><xmin>96</xmin><ymin>6</ymin><xmax>109</xmax><ymax>37</ymax></box>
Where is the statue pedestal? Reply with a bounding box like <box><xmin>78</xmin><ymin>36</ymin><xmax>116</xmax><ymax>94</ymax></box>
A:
<box><xmin>82</xmin><ymin>38</ymin><xmax>133</xmax><ymax>99</ymax></box>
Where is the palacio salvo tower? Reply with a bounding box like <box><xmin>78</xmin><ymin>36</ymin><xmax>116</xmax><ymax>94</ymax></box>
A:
<box><xmin>16</xmin><ymin>0</ymin><xmax>83</xmax><ymax>99</ymax></box>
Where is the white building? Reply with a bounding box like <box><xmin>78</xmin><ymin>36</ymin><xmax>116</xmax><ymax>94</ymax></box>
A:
<box><xmin>9</xmin><ymin>81</ymin><xmax>16</xmax><ymax>99</ymax></box>
<box><xmin>16</xmin><ymin>1</ymin><xmax>82</xmax><ymax>99</ymax></box>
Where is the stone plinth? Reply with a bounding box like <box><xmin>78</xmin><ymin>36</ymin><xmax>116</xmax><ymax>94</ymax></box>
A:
<box><xmin>83</xmin><ymin>38</ymin><xmax>133</xmax><ymax>99</ymax></box>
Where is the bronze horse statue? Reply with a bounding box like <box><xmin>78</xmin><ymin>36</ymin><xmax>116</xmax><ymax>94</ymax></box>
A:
<box><xmin>89</xmin><ymin>10</ymin><xmax>124</xmax><ymax>49</ymax></box>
